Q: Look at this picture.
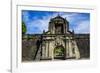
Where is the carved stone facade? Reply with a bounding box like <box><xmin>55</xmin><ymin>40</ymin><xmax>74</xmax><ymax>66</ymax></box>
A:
<box><xmin>37</xmin><ymin>15</ymin><xmax>80</xmax><ymax>60</ymax></box>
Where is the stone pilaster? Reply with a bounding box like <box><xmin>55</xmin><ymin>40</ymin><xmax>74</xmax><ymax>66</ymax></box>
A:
<box><xmin>45</xmin><ymin>41</ymin><xmax>48</xmax><ymax>58</ymax></box>
<box><xmin>68</xmin><ymin>39</ymin><xmax>73</xmax><ymax>58</ymax></box>
<box><xmin>49</xmin><ymin>41</ymin><xmax>54</xmax><ymax>60</ymax></box>
<box><xmin>65</xmin><ymin>38</ymin><xmax>69</xmax><ymax>59</ymax></box>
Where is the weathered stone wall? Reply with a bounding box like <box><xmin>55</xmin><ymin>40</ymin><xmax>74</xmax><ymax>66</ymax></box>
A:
<box><xmin>75</xmin><ymin>39</ymin><xmax>90</xmax><ymax>59</ymax></box>
<box><xmin>22</xmin><ymin>34</ymin><xmax>90</xmax><ymax>61</ymax></box>
<box><xmin>22</xmin><ymin>36</ymin><xmax>39</xmax><ymax>61</ymax></box>
<box><xmin>75</xmin><ymin>34</ymin><xmax>90</xmax><ymax>59</ymax></box>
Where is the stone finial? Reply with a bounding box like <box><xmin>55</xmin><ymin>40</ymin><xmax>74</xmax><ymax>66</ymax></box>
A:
<box><xmin>43</xmin><ymin>30</ymin><xmax>45</xmax><ymax>33</ymax></box>
<box><xmin>72</xmin><ymin>30</ymin><xmax>74</xmax><ymax>34</ymax></box>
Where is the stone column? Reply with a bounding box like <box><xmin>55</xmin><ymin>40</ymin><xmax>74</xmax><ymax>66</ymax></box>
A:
<box><xmin>65</xmin><ymin>38</ymin><xmax>69</xmax><ymax>59</ymax></box>
<box><xmin>68</xmin><ymin>39</ymin><xmax>73</xmax><ymax>58</ymax></box>
<box><xmin>51</xmin><ymin>41</ymin><xmax>55</xmax><ymax>60</ymax></box>
<box><xmin>45</xmin><ymin>41</ymin><xmax>48</xmax><ymax>58</ymax></box>
<box><xmin>48</xmin><ymin>41</ymin><xmax>50</xmax><ymax>58</ymax></box>
<box><xmin>51</xmin><ymin>23</ymin><xmax>55</xmax><ymax>34</ymax></box>
<box><xmin>63</xmin><ymin>24</ymin><xmax>65</xmax><ymax>33</ymax></box>
<box><xmin>49</xmin><ymin>41</ymin><xmax>54</xmax><ymax>60</ymax></box>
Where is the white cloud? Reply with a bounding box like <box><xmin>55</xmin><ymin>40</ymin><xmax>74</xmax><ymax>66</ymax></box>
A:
<box><xmin>59</xmin><ymin>13</ymin><xmax>90</xmax><ymax>33</ymax></box>
<box><xmin>23</xmin><ymin>11</ymin><xmax>90</xmax><ymax>34</ymax></box>
<box><xmin>74</xmin><ymin>20</ymin><xmax>90</xmax><ymax>33</ymax></box>
<box><xmin>27</xmin><ymin>18</ymin><xmax>48</xmax><ymax>34</ymax></box>
<box><xmin>26</xmin><ymin>13</ymin><xmax>59</xmax><ymax>34</ymax></box>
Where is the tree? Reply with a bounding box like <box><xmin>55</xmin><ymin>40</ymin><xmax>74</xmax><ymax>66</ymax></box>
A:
<box><xmin>22</xmin><ymin>22</ymin><xmax>27</xmax><ymax>34</ymax></box>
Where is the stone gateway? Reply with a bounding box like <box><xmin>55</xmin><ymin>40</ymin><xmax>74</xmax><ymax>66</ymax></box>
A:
<box><xmin>35</xmin><ymin>15</ymin><xmax>80</xmax><ymax>60</ymax></box>
<box><xmin>22</xmin><ymin>15</ymin><xmax>90</xmax><ymax>61</ymax></box>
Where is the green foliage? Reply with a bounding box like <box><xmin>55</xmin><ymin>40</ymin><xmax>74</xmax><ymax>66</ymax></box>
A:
<box><xmin>54</xmin><ymin>47</ymin><xmax>64</xmax><ymax>56</ymax></box>
<box><xmin>22</xmin><ymin>22</ymin><xmax>27</xmax><ymax>34</ymax></box>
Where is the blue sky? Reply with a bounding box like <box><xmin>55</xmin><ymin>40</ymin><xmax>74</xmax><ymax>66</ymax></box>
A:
<box><xmin>22</xmin><ymin>10</ymin><xmax>90</xmax><ymax>34</ymax></box>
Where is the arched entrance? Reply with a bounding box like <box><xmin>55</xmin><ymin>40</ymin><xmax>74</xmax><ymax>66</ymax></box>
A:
<box><xmin>54</xmin><ymin>45</ymin><xmax>65</xmax><ymax>60</ymax></box>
